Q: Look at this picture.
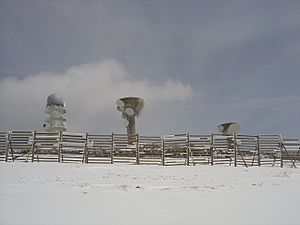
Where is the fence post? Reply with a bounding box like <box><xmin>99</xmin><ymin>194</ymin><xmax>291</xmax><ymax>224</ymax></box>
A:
<box><xmin>280</xmin><ymin>137</ymin><xmax>283</xmax><ymax>168</ymax></box>
<box><xmin>111</xmin><ymin>132</ymin><xmax>114</xmax><ymax>164</ymax></box>
<box><xmin>9</xmin><ymin>131</ymin><xmax>15</xmax><ymax>161</ymax></box>
<box><xmin>234</xmin><ymin>133</ymin><xmax>237</xmax><ymax>167</ymax></box>
<box><xmin>162</xmin><ymin>136</ymin><xmax>165</xmax><ymax>166</ymax></box>
<box><xmin>210</xmin><ymin>134</ymin><xmax>214</xmax><ymax>166</ymax></box>
<box><xmin>58</xmin><ymin>131</ymin><xmax>62</xmax><ymax>162</ymax></box>
<box><xmin>136</xmin><ymin>134</ymin><xmax>140</xmax><ymax>165</ymax></box>
<box><xmin>186</xmin><ymin>133</ymin><xmax>190</xmax><ymax>166</ymax></box>
<box><xmin>257</xmin><ymin>135</ymin><xmax>261</xmax><ymax>167</ymax></box>
<box><xmin>31</xmin><ymin>131</ymin><xmax>36</xmax><ymax>162</ymax></box>
<box><xmin>84</xmin><ymin>133</ymin><xmax>88</xmax><ymax>163</ymax></box>
<box><xmin>5</xmin><ymin>131</ymin><xmax>10</xmax><ymax>162</ymax></box>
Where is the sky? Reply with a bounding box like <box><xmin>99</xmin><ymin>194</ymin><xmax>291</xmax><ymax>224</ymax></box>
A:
<box><xmin>0</xmin><ymin>0</ymin><xmax>299</xmax><ymax>137</ymax></box>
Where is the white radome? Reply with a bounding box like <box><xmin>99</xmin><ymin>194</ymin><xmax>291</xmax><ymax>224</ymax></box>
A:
<box><xmin>47</xmin><ymin>93</ymin><xmax>65</xmax><ymax>107</ymax></box>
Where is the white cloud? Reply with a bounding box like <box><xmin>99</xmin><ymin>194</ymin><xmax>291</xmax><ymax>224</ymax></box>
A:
<box><xmin>0</xmin><ymin>59</ymin><xmax>192</xmax><ymax>132</ymax></box>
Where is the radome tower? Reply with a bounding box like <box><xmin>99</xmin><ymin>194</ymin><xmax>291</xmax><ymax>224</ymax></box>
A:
<box><xmin>43</xmin><ymin>93</ymin><xmax>67</xmax><ymax>132</ymax></box>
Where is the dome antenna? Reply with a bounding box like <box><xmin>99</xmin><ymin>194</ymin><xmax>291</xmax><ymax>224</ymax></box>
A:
<box><xmin>43</xmin><ymin>93</ymin><xmax>67</xmax><ymax>132</ymax></box>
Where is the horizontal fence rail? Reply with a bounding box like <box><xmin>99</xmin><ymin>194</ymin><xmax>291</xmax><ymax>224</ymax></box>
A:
<box><xmin>1</xmin><ymin>131</ymin><xmax>299</xmax><ymax>168</ymax></box>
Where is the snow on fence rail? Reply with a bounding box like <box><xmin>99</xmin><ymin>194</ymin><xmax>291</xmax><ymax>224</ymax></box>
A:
<box><xmin>1</xmin><ymin>131</ymin><xmax>299</xmax><ymax>167</ymax></box>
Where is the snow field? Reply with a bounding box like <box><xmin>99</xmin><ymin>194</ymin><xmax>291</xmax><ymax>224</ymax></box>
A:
<box><xmin>0</xmin><ymin>162</ymin><xmax>299</xmax><ymax>225</ymax></box>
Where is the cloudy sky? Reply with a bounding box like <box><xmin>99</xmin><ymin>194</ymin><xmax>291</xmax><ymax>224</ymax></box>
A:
<box><xmin>0</xmin><ymin>0</ymin><xmax>299</xmax><ymax>137</ymax></box>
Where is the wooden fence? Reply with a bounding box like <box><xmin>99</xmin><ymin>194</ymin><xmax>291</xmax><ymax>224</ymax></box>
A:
<box><xmin>1</xmin><ymin>131</ymin><xmax>299</xmax><ymax>168</ymax></box>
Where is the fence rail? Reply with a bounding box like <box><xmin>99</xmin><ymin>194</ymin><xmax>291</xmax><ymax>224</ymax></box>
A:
<box><xmin>1</xmin><ymin>131</ymin><xmax>299</xmax><ymax>167</ymax></box>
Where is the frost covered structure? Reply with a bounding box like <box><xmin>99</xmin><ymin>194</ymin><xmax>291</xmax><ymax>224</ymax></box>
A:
<box><xmin>116</xmin><ymin>97</ymin><xmax>144</xmax><ymax>144</ymax></box>
<box><xmin>44</xmin><ymin>93</ymin><xmax>67</xmax><ymax>132</ymax></box>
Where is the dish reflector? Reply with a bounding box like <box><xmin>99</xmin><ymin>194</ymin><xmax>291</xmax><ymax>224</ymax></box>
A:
<box><xmin>218</xmin><ymin>125</ymin><xmax>224</xmax><ymax>132</ymax></box>
<box><xmin>116</xmin><ymin>100</ymin><xmax>125</xmax><ymax>111</ymax></box>
<box><xmin>116</xmin><ymin>99</ymin><xmax>125</xmax><ymax>108</ymax></box>
<box><xmin>125</xmin><ymin>107</ymin><xmax>135</xmax><ymax>116</ymax></box>
<box><xmin>122</xmin><ymin>119</ymin><xmax>129</xmax><ymax>127</ymax></box>
<box><xmin>217</xmin><ymin>122</ymin><xmax>240</xmax><ymax>135</ymax></box>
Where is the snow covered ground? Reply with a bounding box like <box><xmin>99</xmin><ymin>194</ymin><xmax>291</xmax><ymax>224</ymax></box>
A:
<box><xmin>0</xmin><ymin>162</ymin><xmax>299</xmax><ymax>225</ymax></box>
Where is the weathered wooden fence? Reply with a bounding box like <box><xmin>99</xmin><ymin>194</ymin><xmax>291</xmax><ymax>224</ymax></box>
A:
<box><xmin>1</xmin><ymin>131</ymin><xmax>299</xmax><ymax>168</ymax></box>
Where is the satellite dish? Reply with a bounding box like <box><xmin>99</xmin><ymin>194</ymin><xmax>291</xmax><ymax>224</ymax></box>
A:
<box><xmin>122</xmin><ymin>119</ymin><xmax>129</xmax><ymax>127</ymax></box>
<box><xmin>124</xmin><ymin>107</ymin><xmax>135</xmax><ymax>116</ymax></box>
<box><xmin>218</xmin><ymin>125</ymin><xmax>224</xmax><ymax>132</ymax></box>
<box><xmin>116</xmin><ymin>99</ymin><xmax>125</xmax><ymax>111</ymax></box>
<box><xmin>218</xmin><ymin>122</ymin><xmax>240</xmax><ymax>135</ymax></box>
<box><xmin>116</xmin><ymin>99</ymin><xmax>125</xmax><ymax>107</ymax></box>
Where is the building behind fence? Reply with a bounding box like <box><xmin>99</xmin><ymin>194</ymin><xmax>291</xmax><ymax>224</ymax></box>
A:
<box><xmin>0</xmin><ymin>131</ymin><xmax>299</xmax><ymax>168</ymax></box>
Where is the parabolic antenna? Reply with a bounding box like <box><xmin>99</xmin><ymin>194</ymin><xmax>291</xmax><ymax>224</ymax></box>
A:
<box><xmin>122</xmin><ymin>119</ymin><xmax>129</xmax><ymax>127</ymax></box>
<box><xmin>116</xmin><ymin>97</ymin><xmax>145</xmax><ymax>144</ymax></box>
<box><xmin>124</xmin><ymin>107</ymin><xmax>135</xmax><ymax>117</ymax></box>
<box><xmin>218</xmin><ymin>122</ymin><xmax>240</xmax><ymax>135</ymax></box>
<box><xmin>218</xmin><ymin>125</ymin><xmax>224</xmax><ymax>132</ymax></box>
<box><xmin>116</xmin><ymin>99</ymin><xmax>125</xmax><ymax>111</ymax></box>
